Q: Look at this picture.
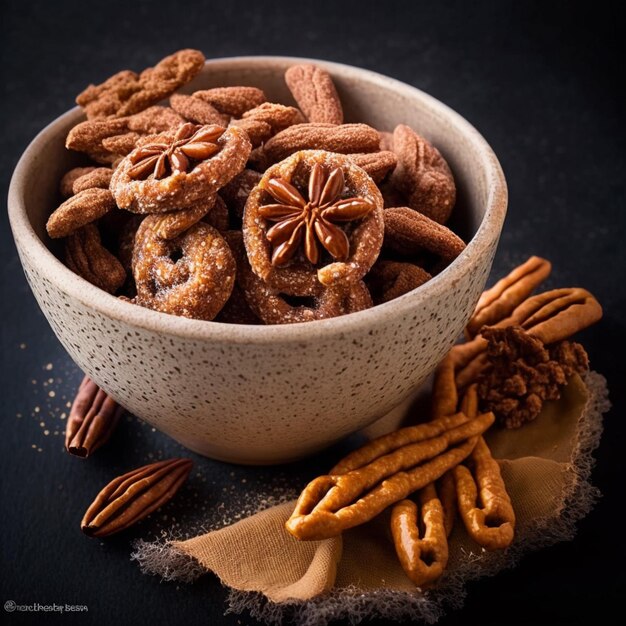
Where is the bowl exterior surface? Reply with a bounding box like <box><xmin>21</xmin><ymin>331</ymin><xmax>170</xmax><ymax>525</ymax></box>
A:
<box><xmin>9</xmin><ymin>57</ymin><xmax>506</xmax><ymax>464</ymax></box>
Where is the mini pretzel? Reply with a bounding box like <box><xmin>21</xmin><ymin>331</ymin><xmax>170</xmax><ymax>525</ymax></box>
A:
<box><xmin>243</xmin><ymin>150</ymin><xmax>384</xmax><ymax>294</ymax></box>
<box><xmin>391</xmin><ymin>483</ymin><xmax>449</xmax><ymax>587</ymax></box>
<box><xmin>231</xmin><ymin>230</ymin><xmax>371</xmax><ymax>324</ymax></box>
<box><xmin>465</xmin><ymin>256</ymin><xmax>551</xmax><ymax>338</ymax></box>
<box><xmin>132</xmin><ymin>219</ymin><xmax>235</xmax><ymax>320</ymax></box>
<box><xmin>286</xmin><ymin>413</ymin><xmax>494</xmax><ymax>540</ymax></box>
<box><xmin>111</xmin><ymin>123</ymin><xmax>251</xmax><ymax>213</ymax></box>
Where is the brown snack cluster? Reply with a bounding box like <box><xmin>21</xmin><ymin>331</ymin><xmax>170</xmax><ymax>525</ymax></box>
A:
<box><xmin>476</xmin><ymin>326</ymin><xmax>589</xmax><ymax>428</ymax></box>
<box><xmin>53</xmin><ymin>51</ymin><xmax>463</xmax><ymax>324</ymax></box>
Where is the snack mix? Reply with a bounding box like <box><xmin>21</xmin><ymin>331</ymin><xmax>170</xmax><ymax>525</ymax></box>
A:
<box><xmin>48</xmin><ymin>49</ymin><xmax>464</xmax><ymax>324</ymax></box>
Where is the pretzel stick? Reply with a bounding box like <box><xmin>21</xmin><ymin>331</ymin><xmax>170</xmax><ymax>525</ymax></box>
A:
<box><xmin>286</xmin><ymin>413</ymin><xmax>494</xmax><ymax>540</ymax></box>
<box><xmin>391</xmin><ymin>483</ymin><xmax>449</xmax><ymax>587</ymax></box>
<box><xmin>438</xmin><ymin>470</ymin><xmax>457</xmax><ymax>537</ymax></box>
<box><xmin>330</xmin><ymin>412</ymin><xmax>469</xmax><ymax>475</ymax></box>
<box><xmin>454</xmin><ymin>437</ymin><xmax>515</xmax><ymax>551</ymax></box>
<box><xmin>466</xmin><ymin>256</ymin><xmax>551</xmax><ymax>338</ymax></box>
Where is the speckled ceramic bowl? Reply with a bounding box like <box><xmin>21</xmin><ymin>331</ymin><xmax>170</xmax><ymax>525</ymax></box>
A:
<box><xmin>8</xmin><ymin>56</ymin><xmax>506</xmax><ymax>464</ymax></box>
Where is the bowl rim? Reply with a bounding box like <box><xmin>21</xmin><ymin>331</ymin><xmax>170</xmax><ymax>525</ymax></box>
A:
<box><xmin>8</xmin><ymin>55</ymin><xmax>507</xmax><ymax>345</ymax></box>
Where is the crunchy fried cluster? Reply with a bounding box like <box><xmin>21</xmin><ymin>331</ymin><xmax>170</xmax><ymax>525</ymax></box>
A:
<box><xmin>477</xmin><ymin>326</ymin><xmax>589</xmax><ymax>428</ymax></box>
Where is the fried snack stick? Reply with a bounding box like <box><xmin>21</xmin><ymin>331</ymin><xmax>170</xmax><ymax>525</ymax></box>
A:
<box><xmin>455</xmin><ymin>287</ymin><xmax>602</xmax><ymax>388</ymax></box>
<box><xmin>434</xmin><ymin>363</ymin><xmax>515</xmax><ymax>550</ymax></box>
<box><xmin>454</xmin><ymin>433</ymin><xmax>515</xmax><ymax>551</ymax></box>
<box><xmin>391</xmin><ymin>483</ymin><xmax>449</xmax><ymax>587</ymax></box>
<box><xmin>465</xmin><ymin>256</ymin><xmax>551</xmax><ymax>338</ymax></box>
<box><xmin>329</xmin><ymin>412</ymin><xmax>469</xmax><ymax>475</ymax></box>
<box><xmin>286</xmin><ymin>413</ymin><xmax>494</xmax><ymax>541</ymax></box>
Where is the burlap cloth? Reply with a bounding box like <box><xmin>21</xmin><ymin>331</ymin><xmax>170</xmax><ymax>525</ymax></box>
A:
<box><xmin>133</xmin><ymin>372</ymin><xmax>610</xmax><ymax>625</ymax></box>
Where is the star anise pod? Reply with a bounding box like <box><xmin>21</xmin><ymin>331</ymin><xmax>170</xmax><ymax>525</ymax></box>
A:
<box><xmin>259</xmin><ymin>164</ymin><xmax>375</xmax><ymax>266</ymax></box>
<box><xmin>127</xmin><ymin>122</ymin><xmax>225</xmax><ymax>180</ymax></box>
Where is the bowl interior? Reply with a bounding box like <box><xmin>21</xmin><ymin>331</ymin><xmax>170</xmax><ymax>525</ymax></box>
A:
<box><xmin>22</xmin><ymin>57</ymin><xmax>489</xmax><ymax>280</ymax></box>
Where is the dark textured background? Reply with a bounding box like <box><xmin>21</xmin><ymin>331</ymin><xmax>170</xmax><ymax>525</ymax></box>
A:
<box><xmin>1</xmin><ymin>1</ymin><xmax>624</xmax><ymax>624</ymax></box>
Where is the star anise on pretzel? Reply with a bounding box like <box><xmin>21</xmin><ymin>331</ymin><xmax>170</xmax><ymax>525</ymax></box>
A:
<box><xmin>127</xmin><ymin>123</ymin><xmax>225</xmax><ymax>181</ymax></box>
<box><xmin>259</xmin><ymin>164</ymin><xmax>375</xmax><ymax>266</ymax></box>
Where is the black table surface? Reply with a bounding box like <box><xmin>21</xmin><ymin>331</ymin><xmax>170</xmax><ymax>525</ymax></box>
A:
<box><xmin>1</xmin><ymin>1</ymin><xmax>624</xmax><ymax>624</ymax></box>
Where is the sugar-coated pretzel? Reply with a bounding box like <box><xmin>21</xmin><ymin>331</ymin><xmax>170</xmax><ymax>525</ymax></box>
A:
<box><xmin>230</xmin><ymin>230</ymin><xmax>371</xmax><ymax>324</ymax></box>
<box><xmin>132</xmin><ymin>219</ymin><xmax>235</xmax><ymax>320</ymax></box>
<box><xmin>465</xmin><ymin>256</ymin><xmax>552</xmax><ymax>338</ymax></box>
<box><xmin>243</xmin><ymin>150</ymin><xmax>384</xmax><ymax>295</ymax></box>
<box><xmin>111</xmin><ymin>124</ymin><xmax>251</xmax><ymax>213</ymax></box>
<box><xmin>286</xmin><ymin>413</ymin><xmax>493</xmax><ymax>540</ymax></box>
<box><xmin>391</xmin><ymin>483</ymin><xmax>449</xmax><ymax>587</ymax></box>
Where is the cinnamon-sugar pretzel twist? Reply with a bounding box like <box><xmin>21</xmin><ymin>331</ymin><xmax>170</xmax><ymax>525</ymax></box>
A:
<box><xmin>286</xmin><ymin>413</ymin><xmax>494</xmax><ymax>541</ymax></box>
<box><xmin>391</xmin><ymin>483</ymin><xmax>449</xmax><ymax>587</ymax></box>
<box><xmin>466</xmin><ymin>256</ymin><xmax>551</xmax><ymax>338</ymax></box>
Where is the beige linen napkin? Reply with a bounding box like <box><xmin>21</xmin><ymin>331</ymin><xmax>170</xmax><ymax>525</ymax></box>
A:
<box><xmin>133</xmin><ymin>372</ymin><xmax>609</xmax><ymax>624</ymax></box>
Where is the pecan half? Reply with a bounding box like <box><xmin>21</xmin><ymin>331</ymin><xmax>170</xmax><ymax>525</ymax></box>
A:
<box><xmin>261</xmin><ymin>123</ymin><xmax>380</xmax><ymax>165</ymax></box>
<box><xmin>285</xmin><ymin>64</ymin><xmax>344</xmax><ymax>124</ymax></box>
<box><xmin>81</xmin><ymin>458</ymin><xmax>193</xmax><ymax>537</ymax></box>
<box><xmin>76</xmin><ymin>49</ymin><xmax>205</xmax><ymax>119</ymax></box>
<box><xmin>169</xmin><ymin>94</ymin><xmax>230</xmax><ymax>126</ymax></box>
<box><xmin>383</xmin><ymin>207</ymin><xmax>466</xmax><ymax>265</ymax></box>
<box><xmin>65</xmin><ymin>118</ymin><xmax>131</xmax><ymax>164</ymax></box>
<box><xmin>60</xmin><ymin>167</ymin><xmax>98</xmax><ymax>198</ymax></box>
<box><xmin>192</xmin><ymin>86</ymin><xmax>266</xmax><ymax>117</ymax></box>
<box><xmin>389</xmin><ymin>124</ymin><xmax>456</xmax><ymax>224</ymax></box>
<box><xmin>230</xmin><ymin>118</ymin><xmax>273</xmax><ymax>147</ymax></box>
<box><xmin>466</xmin><ymin>256</ymin><xmax>552</xmax><ymax>338</ymax></box>
<box><xmin>65</xmin><ymin>224</ymin><xmax>126</xmax><ymax>294</ymax></box>
<box><xmin>366</xmin><ymin>260</ymin><xmax>432</xmax><ymax>304</ymax></box>
<box><xmin>47</xmin><ymin>188</ymin><xmax>116</xmax><ymax>239</ymax></box>
<box><xmin>71</xmin><ymin>167</ymin><xmax>114</xmax><ymax>195</ymax></box>
<box><xmin>241</xmin><ymin>102</ymin><xmax>305</xmax><ymax>132</ymax></box>
<box><xmin>348</xmin><ymin>151</ymin><xmax>398</xmax><ymax>183</ymax></box>
<box><xmin>127</xmin><ymin>105</ymin><xmax>186</xmax><ymax>134</ymax></box>
<box><xmin>65</xmin><ymin>376</ymin><xmax>123</xmax><ymax>457</ymax></box>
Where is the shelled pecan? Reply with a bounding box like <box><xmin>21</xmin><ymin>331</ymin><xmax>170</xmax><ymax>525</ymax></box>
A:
<box><xmin>81</xmin><ymin>458</ymin><xmax>193</xmax><ymax>537</ymax></box>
